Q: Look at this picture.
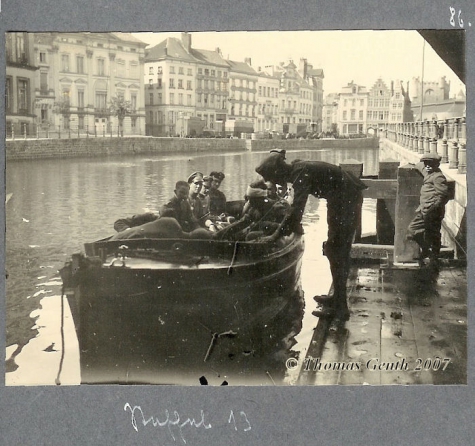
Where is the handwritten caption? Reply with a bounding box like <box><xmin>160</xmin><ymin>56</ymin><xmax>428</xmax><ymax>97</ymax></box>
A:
<box><xmin>124</xmin><ymin>403</ymin><xmax>251</xmax><ymax>444</ymax></box>
<box><xmin>450</xmin><ymin>7</ymin><xmax>472</xmax><ymax>27</ymax></box>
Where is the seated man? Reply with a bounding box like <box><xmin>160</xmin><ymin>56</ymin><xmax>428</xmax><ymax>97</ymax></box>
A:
<box><xmin>208</xmin><ymin>171</ymin><xmax>227</xmax><ymax>218</ymax></box>
<box><xmin>114</xmin><ymin>212</ymin><xmax>158</xmax><ymax>233</ymax></box>
<box><xmin>160</xmin><ymin>180</ymin><xmax>200</xmax><ymax>233</ymax></box>
<box><xmin>187</xmin><ymin>171</ymin><xmax>207</xmax><ymax>224</ymax></box>
<box><xmin>110</xmin><ymin>217</ymin><xmax>213</xmax><ymax>241</ymax></box>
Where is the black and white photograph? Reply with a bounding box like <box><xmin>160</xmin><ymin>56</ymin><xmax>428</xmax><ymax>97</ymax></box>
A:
<box><xmin>5</xmin><ymin>29</ymin><xmax>467</xmax><ymax>387</ymax></box>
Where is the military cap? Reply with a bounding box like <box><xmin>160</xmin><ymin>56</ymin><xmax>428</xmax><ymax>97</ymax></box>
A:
<box><xmin>270</xmin><ymin>148</ymin><xmax>287</xmax><ymax>159</ymax></box>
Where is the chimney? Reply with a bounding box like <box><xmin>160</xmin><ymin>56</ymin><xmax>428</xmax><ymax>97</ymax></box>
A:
<box><xmin>181</xmin><ymin>32</ymin><xmax>192</xmax><ymax>52</ymax></box>
<box><xmin>215</xmin><ymin>47</ymin><xmax>222</xmax><ymax>56</ymax></box>
<box><xmin>244</xmin><ymin>57</ymin><xmax>251</xmax><ymax>66</ymax></box>
<box><xmin>300</xmin><ymin>58</ymin><xmax>307</xmax><ymax>77</ymax></box>
<box><xmin>391</xmin><ymin>81</ymin><xmax>394</xmax><ymax>96</ymax></box>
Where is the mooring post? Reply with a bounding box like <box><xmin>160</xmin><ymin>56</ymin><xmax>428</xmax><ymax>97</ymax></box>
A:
<box><xmin>394</xmin><ymin>164</ymin><xmax>423</xmax><ymax>263</ymax></box>
<box><xmin>376</xmin><ymin>159</ymin><xmax>400</xmax><ymax>244</ymax></box>
<box><xmin>340</xmin><ymin>159</ymin><xmax>363</xmax><ymax>243</ymax></box>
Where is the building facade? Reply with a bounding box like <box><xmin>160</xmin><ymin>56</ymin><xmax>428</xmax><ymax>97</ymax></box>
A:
<box><xmin>144</xmin><ymin>34</ymin><xmax>230</xmax><ymax>137</ymax></box>
<box><xmin>366</xmin><ymin>78</ymin><xmax>391</xmax><ymax>133</ymax></box>
<box><xmin>6</xmin><ymin>32</ymin><xmax>38</xmax><ymax>137</ymax></box>
<box><xmin>255</xmin><ymin>70</ymin><xmax>281</xmax><ymax>133</ymax></box>
<box><xmin>322</xmin><ymin>93</ymin><xmax>339</xmax><ymax>134</ymax></box>
<box><xmin>410</xmin><ymin>76</ymin><xmax>450</xmax><ymax>106</ymax></box>
<box><xmin>33</xmin><ymin>32</ymin><xmax>146</xmax><ymax>136</ymax></box>
<box><xmin>337</xmin><ymin>82</ymin><xmax>369</xmax><ymax>135</ymax></box>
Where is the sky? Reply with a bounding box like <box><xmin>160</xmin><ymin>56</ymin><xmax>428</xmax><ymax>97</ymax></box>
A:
<box><xmin>133</xmin><ymin>30</ymin><xmax>464</xmax><ymax>98</ymax></box>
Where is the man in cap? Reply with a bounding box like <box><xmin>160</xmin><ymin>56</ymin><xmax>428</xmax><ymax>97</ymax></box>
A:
<box><xmin>269</xmin><ymin>148</ymin><xmax>286</xmax><ymax>160</ymax></box>
<box><xmin>255</xmin><ymin>153</ymin><xmax>367</xmax><ymax>323</ymax></box>
<box><xmin>406</xmin><ymin>152</ymin><xmax>449</xmax><ymax>265</ymax></box>
<box><xmin>187</xmin><ymin>171</ymin><xmax>206</xmax><ymax>223</ymax></box>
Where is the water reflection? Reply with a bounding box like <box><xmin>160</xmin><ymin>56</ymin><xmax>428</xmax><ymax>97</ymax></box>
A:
<box><xmin>6</xmin><ymin>147</ymin><xmax>379</xmax><ymax>385</ymax></box>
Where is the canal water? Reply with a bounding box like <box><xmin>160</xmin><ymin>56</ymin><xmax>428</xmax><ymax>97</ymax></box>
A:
<box><xmin>5</xmin><ymin>146</ymin><xmax>379</xmax><ymax>385</ymax></box>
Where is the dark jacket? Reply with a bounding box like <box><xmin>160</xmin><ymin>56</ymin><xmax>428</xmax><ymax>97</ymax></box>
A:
<box><xmin>160</xmin><ymin>196</ymin><xmax>199</xmax><ymax>232</ymax></box>
<box><xmin>114</xmin><ymin>213</ymin><xmax>158</xmax><ymax>232</ymax></box>
<box><xmin>414</xmin><ymin>162</ymin><xmax>449</xmax><ymax>214</ymax></box>
<box><xmin>208</xmin><ymin>189</ymin><xmax>227</xmax><ymax>217</ymax></box>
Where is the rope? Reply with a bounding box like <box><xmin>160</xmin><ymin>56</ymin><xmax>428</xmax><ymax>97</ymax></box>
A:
<box><xmin>55</xmin><ymin>286</ymin><xmax>66</xmax><ymax>385</ymax></box>
<box><xmin>227</xmin><ymin>241</ymin><xmax>239</xmax><ymax>275</ymax></box>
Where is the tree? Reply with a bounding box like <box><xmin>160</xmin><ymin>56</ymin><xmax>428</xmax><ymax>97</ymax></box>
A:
<box><xmin>109</xmin><ymin>95</ymin><xmax>132</xmax><ymax>137</ymax></box>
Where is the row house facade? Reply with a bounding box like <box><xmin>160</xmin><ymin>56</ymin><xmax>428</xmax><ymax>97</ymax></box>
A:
<box><xmin>226</xmin><ymin>58</ymin><xmax>258</xmax><ymax>135</ymax></box>
<box><xmin>144</xmin><ymin>34</ymin><xmax>230</xmax><ymax>136</ymax></box>
<box><xmin>322</xmin><ymin>93</ymin><xmax>339</xmax><ymax>133</ymax></box>
<box><xmin>6</xmin><ymin>32</ymin><xmax>38</xmax><ymax>137</ymax></box>
<box><xmin>33</xmin><ymin>32</ymin><xmax>147</xmax><ymax>136</ymax></box>
<box><xmin>144</xmin><ymin>33</ymin><xmax>324</xmax><ymax>137</ymax></box>
<box><xmin>366</xmin><ymin>78</ymin><xmax>391</xmax><ymax>132</ymax></box>
<box><xmin>337</xmin><ymin>82</ymin><xmax>369</xmax><ymax>135</ymax></box>
<box><xmin>255</xmin><ymin>70</ymin><xmax>281</xmax><ymax>133</ymax></box>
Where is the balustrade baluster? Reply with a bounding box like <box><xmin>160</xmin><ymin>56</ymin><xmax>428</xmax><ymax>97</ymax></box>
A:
<box><xmin>458</xmin><ymin>143</ymin><xmax>466</xmax><ymax>174</ymax></box>
<box><xmin>449</xmin><ymin>141</ymin><xmax>459</xmax><ymax>169</ymax></box>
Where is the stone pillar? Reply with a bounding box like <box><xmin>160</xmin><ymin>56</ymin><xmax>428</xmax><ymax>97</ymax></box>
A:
<box><xmin>449</xmin><ymin>141</ymin><xmax>459</xmax><ymax>169</ymax></box>
<box><xmin>340</xmin><ymin>159</ymin><xmax>363</xmax><ymax>243</ymax></box>
<box><xmin>418</xmin><ymin>135</ymin><xmax>424</xmax><ymax>154</ymax></box>
<box><xmin>453</xmin><ymin>118</ymin><xmax>459</xmax><ymax>141</ymax></box>
<box><xmin>443</xmin><ymin>119</ymin><xmax>449</xmax><ymax>140</ymax></box>
<box><xmin>458</xmin><ymin>143</ymin><xmax>466</xmax><ymax>174</ymax></box>
<box><xmin>460</xmin><ymin>117</ymin><xmax>466</xmax><ymax>140</ymax></box>
<box><xmin>394</xmin><ymin>164</ymin><xmax>424</xmax><ymax>263</ymax></box>
<box><xmin>376</xmin><ymin>159</ymin><xmax>400</xmax><ymax>245</ymax></box>
<box><xmin>441</xmin><ymin>139</ymin><xmax>449</xmax><ymax>163</ymax></box>
<box><xmin>424</xmin><ymin>136</ymin><xmax>430</xmax><ymax>154</ymax></box>
<box><xmin>430</xmin><ymin>137</ymin><xmax>438</xmax><ymax>155</ymax></box>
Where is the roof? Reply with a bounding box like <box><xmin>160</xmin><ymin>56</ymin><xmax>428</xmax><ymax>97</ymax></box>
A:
<box><xmin>307</xmin><ymin>68</ymin><xmax>324</xmax><ymax>78</ymax></box>
<box><xmin>410</xmin><ymin>99</ymin><xmax>465</xmax><ymax>117</ymax></box>
<box><xmin>111</xmin><ymin>32</ymin><xmax>148</xmax><ymax>46</ymax></box>
<box><xmin>227</xmin><ymin>59</ymin><xmax>258</xmax><ymax>76</ymax></box>
<box><xmin>191</xmin><ymin>48</ymin><xmax>228</xmax><ymax>67</ymax></box>
<box><xmin>145</xmin><ymin>37</ymin><xmax>196</xmax><ymax>63</ymax></box>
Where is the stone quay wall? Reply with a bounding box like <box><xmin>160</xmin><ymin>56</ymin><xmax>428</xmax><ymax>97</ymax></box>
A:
<box><xmin>379</xmin><ymin>137</ymin><xmax>467</xmax><ymax>258</ymax></box>
<box><xmin>5</xmin><ymin>136</ymin><xmax>379</xmax><ymax>161</ymax></box>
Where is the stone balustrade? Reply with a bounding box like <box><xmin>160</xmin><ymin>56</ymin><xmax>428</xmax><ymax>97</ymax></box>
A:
<box><xmin>379</xmin><ymin>116</ymin><xmax>467</xmax><ymax>174</ymax></box>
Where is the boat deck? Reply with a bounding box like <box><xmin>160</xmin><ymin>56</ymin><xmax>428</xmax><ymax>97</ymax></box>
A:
<box><xmin>298</xmin><ymin>260</ymin><xmax>467</xmax><ymax>385</ymax></box>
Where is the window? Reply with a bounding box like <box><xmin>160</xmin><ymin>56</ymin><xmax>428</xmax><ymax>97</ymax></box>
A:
<box><xmin>198</xmin><ymin>68</ymin><xmax>202</xmax><ymax>74</ymax></box>
<box><xmin>149</xmin><ymin>79</ymin><xmax>153</xmax><ymax>88</ymax></box>
<box><xmin>178</xmin><ymin>79</ymin><xmax>183</xmax><ymax>89</ymax></box>
<box><xmin>178</xmin><ymin>93</ymin><xmax>183</xmax><ymax>105</ymax></box>
<box><xmin>169</xmin><ymin>79</ymin><xmax>175</xmax><ymax>88</ymax></box>
<box><xmin>157</xmin><ymin>78</ymin><xmax>162</xmax><ymax>88</ymax></box>
<box><xmin>360</xmin><ymin>99</ymin><xmax>364</xmax><ymax>106</ymax></box>
<box><xmin>343</xmin><ymin>110</ymin><xmax>347</xmax><ymax>120</ymax></box>
<box><xmin>5</xmin><ymin>77</ymin><xmax>12</xmax><ymax>112</ymax></box>
<box><xmin>178</xmin><ymin>67</ymin><xmax>184</xmax><ymax>75</ymax></box>
<box><xmin>131</xmin><ymin>93</ymin><xmax>137</xmax><ymax>111</ymax></box>
<box><xmin>78</xmin><ymin>116</ymin><xmax>85</xmax><ymax>129</ymax></box>
<box><xmin>344</xmin><ymin>99</ymin><xmax>347</xmax><ymax>106</ymax></box>
<box><xmin>40</xmin><ymin>72</ymin><xmax>48</xmax><ymax>94</ymax></box>
<box><xmin>204</xmin><ymin>69</ymin><xmax>209</xmax><ymax>75</ymax></box>
<box><xmin>130</xmin><ymin>62</ymin><xmax>138</xmax><ymax>78</ymax></box>
<box><xmin>157</xmin><ymin>93</ymin><xmax>162</xmax><ymax>104</ymax></box>
<box><xmin>187</xmin><ymin>80</ymin><xmax>192</xmax><ymax>90</ymax></box>
<box><xmin>149</xmin><ymin>67</ymin><xmax>154</xmax><ymax>75</ymax></box>
<box><xmin>170</xmin><ymin>66</ymin><xmax>175</xmax><ymax>74</ymax></box>
<box><xmin>187</xmin><ymin>68</ymin><xmax>192</xmax><ymax>76</ymax></box>
<box><xmin>18</xmin><ymin>79</ymin><xmax>29</xmax><ymax>112</ymax></box>
<box><xmin>95</xmin><ymin>92</ymin><xmax>107</xmax><ymax>111</ymax></box>
<box><xmin>116</xmin><ymin>59</ymin><xmax>125</xmax><ymax>78</ymax></box>
<box><xmin>223</xmin><ymin>72</ymin><xmax>227</xmax><ymax>78</ymax></box>
<box><xmin>359</xmin><ymin>110</ymin><xmax>363</xmax><ymax>120</ymax></box>
<box><xmin>39</xmin><ymin>52</ymin><xmax>47</xmax><ymax>63</ymax></box>
<box><xmin>15</xmin><ymin>33</ymin><xmax>27</xmax><ymax>62</ymax></box>
<box><xmin>157</xmin><ymin>66</ymin><xmax>162</xmax><ymax>74</ymax></box>
<box><xmin>61</xmin><ymin>54</ymin><xmax>70</xmax><ymax>72</ymax></box>
<box><xmin>351</xmin><ymin>110</ymin><xmax>356</xmax><ymax>120</ymax></box>
<box><xmin>97</xmin><ymin>58</ymin><xmax>105</xmax><ymax>76</ymax></box>
<box><xmin>149</xmin><ymin>93</ymin><xmax>154</xmax><ymax>105</ymax></box>
<box><xmin>77</xmin><ymin>55</ymin><xmax>84</xmax><ymax>74</ymax></box>
<box><xmin>170</xmin><ymin>93</ymin><xmax>174</xmax><ymax>104</ymax></box>
<box><xmin>77</xmin><ymin>90</ymin><xmax>85</xmax><ymax>109</ymax></box>
<box><xmin>187</xmin><ymin>94</ymin><xmax>192</xmax><ymax>105</ymax></box>
<box><xmin>198</xmin><ymin>94</ymin><xmax>202</xmax><ymax>104</ymax></box>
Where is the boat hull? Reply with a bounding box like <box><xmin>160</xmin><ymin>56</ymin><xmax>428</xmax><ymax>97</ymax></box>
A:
<box><xmin>64</xmin><ymin>235</ymin><xmax>305</xmax><ymax>384</ymax></box>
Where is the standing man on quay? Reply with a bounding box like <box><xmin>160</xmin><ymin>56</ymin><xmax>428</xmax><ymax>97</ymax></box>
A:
<box><xmin>406</xmin><ymin>153</ymin><xmax>450</xmax><ymax>266</ymax></box>
<box><xmin>255</xmin><ymin>152</ymin><xmax>367</xmax><ymax>323</ymax></box>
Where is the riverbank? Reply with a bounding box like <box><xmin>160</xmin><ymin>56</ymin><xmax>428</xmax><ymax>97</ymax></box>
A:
<box><xmin>5</xmin><ymin>136</ymin><xmax>379</xmax><ymax>160</ymax></box>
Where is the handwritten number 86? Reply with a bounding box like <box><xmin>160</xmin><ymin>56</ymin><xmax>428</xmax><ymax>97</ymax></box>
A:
<box><xmin>450</xmin><ymin>7</ymin><xmax>464</xmax><ymax>27</ymax></box>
